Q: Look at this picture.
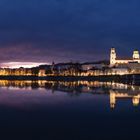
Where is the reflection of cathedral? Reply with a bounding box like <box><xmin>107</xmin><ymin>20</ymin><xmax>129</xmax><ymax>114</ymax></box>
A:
<box><xmin>110</xmin><ymin>90</ymin><xmax>140</xmax><ymax>109</ymax></box>
<box><xmin>0</xmin><ymin>80</ymin><xmax>139</xmax><ymax>109</ymax></box>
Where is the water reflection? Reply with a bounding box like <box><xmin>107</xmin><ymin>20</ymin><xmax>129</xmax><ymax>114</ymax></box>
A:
<box><xmin>0</xmin><ymin>80</ymin><xmax>139</xmax><ymax>109</ymax></box>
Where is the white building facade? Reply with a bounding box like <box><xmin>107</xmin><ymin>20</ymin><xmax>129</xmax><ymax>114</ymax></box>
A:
<box><xmin>110</xmin><ymin>48</ymin><xmax>140</xmax><ymax>65</ymax></box>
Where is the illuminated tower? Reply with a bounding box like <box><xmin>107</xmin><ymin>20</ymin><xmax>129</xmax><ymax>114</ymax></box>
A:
<box><xmin>133</xmin><ymin>50</ymin><xmax>140</xmax><ymax>59</ymax></box>
<box><xmin>110</xmin><ymin>48</ymin><xmax>116</xmax><ymax>65</ymax></box>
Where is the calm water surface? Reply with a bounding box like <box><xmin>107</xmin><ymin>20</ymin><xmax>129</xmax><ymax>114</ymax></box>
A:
<box><xmin>0</xmin><ymin>80</ymin><xmax>140</xmax><ymax>140</ymax></box>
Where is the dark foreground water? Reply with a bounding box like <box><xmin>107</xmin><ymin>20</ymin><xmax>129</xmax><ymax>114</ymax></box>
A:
<box><xmin>0</xmin><ymin>80</ymin><xmax>139</xmax><ymax>140</ymax></box>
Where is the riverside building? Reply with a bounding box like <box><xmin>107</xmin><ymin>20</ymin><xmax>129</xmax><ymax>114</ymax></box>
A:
<box><xmin>110</xmin><ymin>48</ymin><xmax>140</xmax><ymax>66</ymax></box>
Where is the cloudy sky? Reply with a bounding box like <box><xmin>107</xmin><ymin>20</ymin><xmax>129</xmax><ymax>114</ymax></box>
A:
<box><xmin>0</xmin><ymin>0</ymin><xmax>140</xmax><ymax>66</ymax></box>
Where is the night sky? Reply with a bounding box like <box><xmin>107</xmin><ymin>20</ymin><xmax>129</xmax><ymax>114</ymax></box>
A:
<box><xmin>0</xmin><ymin>0</ymin><xmax>140</xmax><ymax>66</ymax></box>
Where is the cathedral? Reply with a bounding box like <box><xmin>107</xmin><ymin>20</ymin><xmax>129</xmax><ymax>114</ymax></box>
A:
<box><xmin>110</xmin><ymin>48</ymin><xmax>140</xmax><ymax>65</ymax></box>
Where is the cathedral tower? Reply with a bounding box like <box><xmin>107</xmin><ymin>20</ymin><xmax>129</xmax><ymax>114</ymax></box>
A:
<box><xmin>133</xmin><ymin>50</ymin><xmax>140</xmax><ymax>59</ymax></box>
<box><xmin>110</xmin><ymin>47</ymin><xmax>116</xmax><ymax>65</ymax></box>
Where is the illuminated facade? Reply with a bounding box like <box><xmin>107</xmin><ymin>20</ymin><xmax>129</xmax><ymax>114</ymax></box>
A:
<box><xmin>38</xmin><ymin>69</ymin><xmax>46</xmax><ymax>77</ymax></box>
<box><xmin>0</xmin><ymin>68</ymin><xmax>32</xmax><ymax>76</ymax></box>
<box><xmin>110</xmin><ymin>48</ymin><xmax>140</xmax><ymax>65</ymax></box>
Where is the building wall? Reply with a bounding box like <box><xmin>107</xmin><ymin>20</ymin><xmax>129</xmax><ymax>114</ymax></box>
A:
<box><xmin>110</xmin><ymin>48</ymin><xmax>140</xmax><ymax>65</ymax></box>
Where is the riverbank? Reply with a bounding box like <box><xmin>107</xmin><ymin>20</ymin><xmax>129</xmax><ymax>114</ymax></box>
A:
<box><xmin>0</xmin><ymin>74</ymin><xmax>139</xmax><ymax>82</ymax></box>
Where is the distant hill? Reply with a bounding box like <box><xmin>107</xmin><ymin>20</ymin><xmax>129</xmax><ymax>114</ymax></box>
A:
<box><xmin>38</xmin><ymin>60</ymin><xmax>110</xmax><ymax>68</ymax></box>
<box><xmin>81</xmin><ymin>60</ymin><xmax>110</xmax><ymax>65</ymax></box>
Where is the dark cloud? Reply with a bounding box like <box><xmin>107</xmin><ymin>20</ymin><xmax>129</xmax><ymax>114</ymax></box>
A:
<box><xmin>0</xmin><ymin>0</ymin><xmax>140</xmax><ymax>63</ymax></box>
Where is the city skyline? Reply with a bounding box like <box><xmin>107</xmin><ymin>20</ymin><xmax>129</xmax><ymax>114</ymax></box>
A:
<box><xmin>0</xmin><ymin>1</ymin><xmax>140</xmax><ymax>139</ymax></box>
<box><xmin>0</xmin><ymin>0</ymin><xmax>140</xmax><ymax>66</ymax></box>
<box><xmin>1</xmin><ymin>47</ymin><xmax>140</xmax><ymax>68</ymax></box>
